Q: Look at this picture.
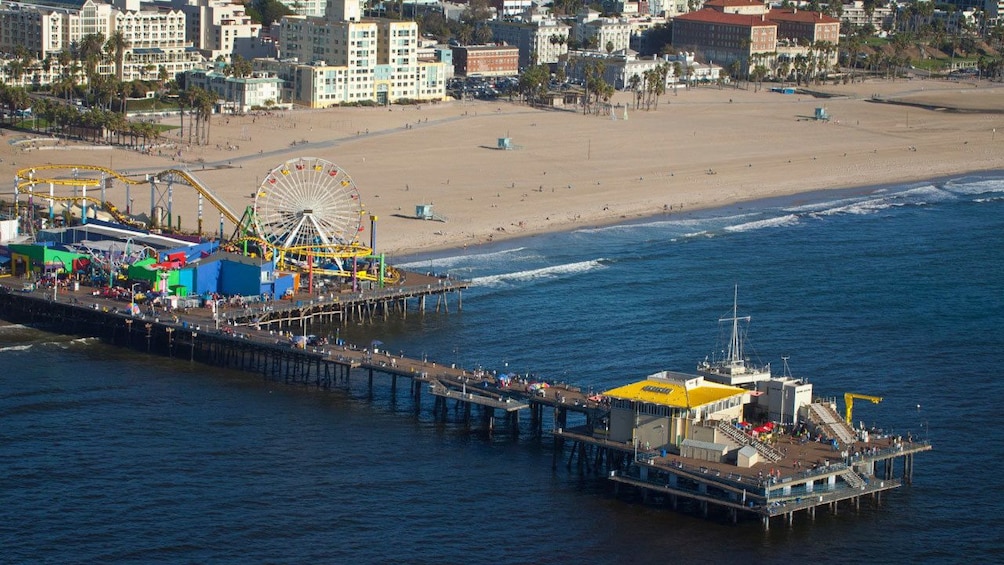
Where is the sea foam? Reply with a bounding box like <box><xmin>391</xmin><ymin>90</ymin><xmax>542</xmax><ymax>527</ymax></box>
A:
<box><xmin>471</xmin><ymin>259</ymin><xmax>606</xmax><ymax>288</ymax></box>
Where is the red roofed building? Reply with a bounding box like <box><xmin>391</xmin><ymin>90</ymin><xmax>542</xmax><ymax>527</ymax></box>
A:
<box><xmin>672</xmin><ymin>9</ymin><xmax>776</xmax><ymax>73</ymax></box>
<box><xmin>767</xmin><ymin>9</ymin><xmax>840</xmax><ymax>45</ymax></box>
<box><xmin>701</xmin><ymin>0</ymin><xmax>769</xmax><ymax>16</ymax></box>
<box><xmin>671</xmin><ymin>5</ymin><xmax>839</xmax><ymax>77</ymax></box>
<box><xmin>452</xmin><ymin>45</ymin><xmax>520</xmax><ymax>77</ymax></box>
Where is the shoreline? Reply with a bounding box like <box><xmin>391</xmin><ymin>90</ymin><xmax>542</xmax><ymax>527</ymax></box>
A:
<box><xmin>390</xmin><ymin>167</ymin><xmax>1004</xmax><ymax>263</ymax></box>
<box><xmin>3</xmin><ymin>78</ymin><xmax>1002</xmax><ymax>260</ymax></box>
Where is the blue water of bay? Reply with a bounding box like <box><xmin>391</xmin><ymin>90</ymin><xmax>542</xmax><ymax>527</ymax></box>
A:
<box><xmin>2</xmin><ymin>173</ymin><xmax>1002</xmax><ymax>563</ymax></box>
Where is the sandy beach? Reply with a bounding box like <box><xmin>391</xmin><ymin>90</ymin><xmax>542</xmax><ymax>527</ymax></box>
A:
<box><xmin>4</xmin><ymin>78</ymin><xmax>1003</xmax><ymax>258</ymax></box>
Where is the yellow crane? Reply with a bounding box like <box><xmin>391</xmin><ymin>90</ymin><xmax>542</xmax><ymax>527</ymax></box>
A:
<box><xmin>844</xmin><ymin>393</ymin><xmax>883</xmax><ymax>424</ymax></box>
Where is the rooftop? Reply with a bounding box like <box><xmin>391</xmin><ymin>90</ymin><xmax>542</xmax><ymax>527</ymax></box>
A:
<box><xmin>704</xmin><ymin>0</ymin><xmax>766</xmax><ymax>7</ymax></box>
<box><xmin>603</xmin><ymin>371</ymin><xmax>746</xmax><ymax>408</ymax></box>
<box><xmin>767</xmin><ymin>8</ymin><xmax>840</xmax><ymax>24</ymax></box>
<box><xmin>674</xmin><ymin>8</ymin><xmax>776</xmax><ymax>27</ymax></box>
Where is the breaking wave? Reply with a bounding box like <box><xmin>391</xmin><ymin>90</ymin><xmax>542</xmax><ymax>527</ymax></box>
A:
<box><xmin>723</xmin><ymin>214</ymin><xmax>800</xmax><ymax>233</ymax></box>
<box><xmin>471</xmin><ymin>259</ymin><xmax>607</xmax><ymax>288</ymax></box>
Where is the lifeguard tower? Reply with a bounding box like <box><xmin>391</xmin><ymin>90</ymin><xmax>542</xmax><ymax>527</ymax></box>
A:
<box><xmin>415</xmin><ymin>204</ymin><xmax>447</xmax><ymax>222</ymax></box>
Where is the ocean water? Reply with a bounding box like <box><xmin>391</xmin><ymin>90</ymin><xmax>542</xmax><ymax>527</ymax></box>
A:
<box><xmin>2</xmin><ymin>174</ymin><xmax>1003</xmax><ymax>563</ymax></box>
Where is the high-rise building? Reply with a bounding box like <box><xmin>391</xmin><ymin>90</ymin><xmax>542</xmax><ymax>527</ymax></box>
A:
<box><xmin>259</xmin><ymin>0</ymin><xmax>447</xmax><ymax>106</ymax></box>
<box><xmin>0</xmin><ymin>0</ymin><xmax>205</xmax><ymax>85</ymax></box>
<box><xmin>167</xmin><ymin>0</ymin><xmax>264</xmax><ymax>63</ymax></box>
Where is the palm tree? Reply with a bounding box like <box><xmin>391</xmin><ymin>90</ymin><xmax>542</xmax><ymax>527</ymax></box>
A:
<box><xmin>653</xmin><ymin>63</ymin><xmax>668</xmax><ymax>109</ymax></box>
<box><xmin>642</xmin><ymin>68</ymin><xmax>656</xmax><ymax>109</ymax></box>
<box><xmin>457</xmin><ymin>25</ymin><xmax>473</xmax><ymax>46</ymax></box>
<box><xmin>6</xmin><ymin>59</ymin><xmax>27</xmax><ymax>86</ymax></box>
<box><xmin>627</xmin><ymin>73</ymin><xmax>641</xmax><ymax>109</ymax></box>
<box><xmin>198</xmin><ymin>89</ymin><xmax>218</xmax><ymax>145</ymax></box>
<box><xmin>518</xmin><ymin>64</ymin><xmax>548</xmax><ymax>107</ymax></box>
<box><xmin>778</xmin><ymin>59</ymin><xmax>792</xmax><ymax>85</ymax></box>
<box><xmin>78</xmin><ymin>33</ymin><xmax>107</xmax><ymax>98</ymax></box>
<box><xmin>2</xmin><ymin>86</ymin><xmax>32</xmax><ymax>127</ymax></box>
<box><xmin>105</xmin><ymin>31</ymin><xmax>131</xmax><ymax>111</ymax></box>
<box><xmin>751</xmin><ymin>64</ymin><xmax>768</xmax><ymax>92</ymax></box>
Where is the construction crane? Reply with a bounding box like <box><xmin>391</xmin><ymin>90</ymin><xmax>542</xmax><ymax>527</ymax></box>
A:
<box><xmin>844</xmin><ymin>393</ymin><xmax>883</xmax><ymax>425</ymax></box>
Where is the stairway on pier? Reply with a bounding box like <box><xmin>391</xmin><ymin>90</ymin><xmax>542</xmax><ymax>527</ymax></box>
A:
<box><xmin>716</xmin><ymin>421</ymin><xmax>784</xmax><ymax>462</ymax></box>
<box><xmin>840</xmin><ymin>469</ymin><xmax>867</xmax><ymax>489</ymax></box>
<box><xmin>807</xmin><ymin>403</ymin><xmax>857</xmax><ymax>445</ymax></box>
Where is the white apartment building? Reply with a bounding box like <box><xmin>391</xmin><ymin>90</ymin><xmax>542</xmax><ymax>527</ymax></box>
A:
<box><xmin>185</xmin><ymin>65</ymin><xmax>284</xmax><ymax>111</ymax></box>
<box><xmin>574</xmin><ymin>9</ymin><xmax>633</xmax><ymax>53</ymax></box>
<box><xmin>565</xmin><ymin>49</ymin><xmax>720</xmax><ymax>89</ymax></box>
<box><xmin>0</xmin><ymin>0</ymin><xmax>206</xmax><ymax>85</ymax></box>
<box><xmin>263</xmin><ymin>3</ymin><xmax>446</xmax><ymax>107</ymax></box>
<box><xmin>840</xmin><ymin>0</ymin><xmax>895</xmax><ymax>29</ymax></box>
<box><xmin>490</xmin><ymin>0</ymin><xmax>534</xmax><ymax>19</ymax></box>
<box><xmin>488</xmin><ymin>8</ymin><xmax>571</xmax><ymax>68</ymax></box>
<box><xmin>166</xmin><ymin>0</ymin><xmax>263</xmax><ymax>63</ymax></box>
<box><xmin>113</xmin><ymin>0</ymin><xmax>202</xmax><ymax>81</ymax></box>
<box><xmin>0</xmin><ymin>2</ymin><xmax>69</xmax><ymax>57</ymax></box>
<box><xmin>276</xmin><ymin>0</ymin><xmax>326</xmax><ymax>18</ymax></box>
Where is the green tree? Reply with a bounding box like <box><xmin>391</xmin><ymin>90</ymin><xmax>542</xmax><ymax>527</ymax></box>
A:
<box><xmin>518</xmin><ymin>64</ymin><xmax>549</xmax><ymax>106</ymax></box>
<box><xmin>105</xmin><ymin>30</ymin><xmax>130</xmax><ymax>82</ymax></box>
<box><xmin>231</xmin><ymin>55</ymin><xmax>253</xmax><ymax>78</ymax></box>
<box><xmin>461</xmin><ymin>0</ymin><xmax>492</xmax><ymax>24</ymax></box>
<box><xmin>628</xmin><ymin>73</ymin><xmax>642</xmax><ymax>109</ymax></box>
<box><xmin>474</xmin><ymin>24</ymin><xmax>494</xmax><ymax>45</ymax></box>
<box><xmin>247</xmin><ymin>0</ymin><xmax>294</xmax><ymax>27</ymax></box>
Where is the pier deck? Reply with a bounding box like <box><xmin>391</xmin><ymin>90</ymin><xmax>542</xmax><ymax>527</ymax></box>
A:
<box><xmin>0</xmin><ymin>278</ymin><xmax>930</xmax><ymax>528</ymax></box>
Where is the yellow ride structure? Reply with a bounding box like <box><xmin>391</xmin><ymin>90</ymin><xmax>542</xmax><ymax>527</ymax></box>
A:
<box><xmin>15</xmin><ymin>163</ymin><xmax>242</xmax><ymax>230</ymax></box>
<box><xmin>13</xmin><ymin>159</ymin><xmax>400</xmax><ymax>285</ymax></box>
<box><xmin>844</xmin><ymin>392</ymin><xmax>883</xmax><ymax>425</ymax></box>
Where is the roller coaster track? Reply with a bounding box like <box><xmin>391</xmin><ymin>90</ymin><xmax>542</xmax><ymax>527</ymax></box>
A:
<box><xmin>27</xmin><ymin>193</ymin><xmax>146</xmax><ymax>229</ymax></box>
<box><xmin>16</xmin><ymin>165</ymin><xmax>400</xmax><ymax>284</ymax></box>
<box><xmin>15</xmin><ymin>165</ymin><xmax>241</xmax><ymax>226</ymax></box>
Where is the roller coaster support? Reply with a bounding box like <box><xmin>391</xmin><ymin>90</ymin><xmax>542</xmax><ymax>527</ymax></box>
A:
<box><xmin>81</xmin><ymin>180</ymin><xmax>88</xmax><ymax>225</ymax></box>
<box><xmin>167</xmin><ymin>178</ymin><xmax>174</xmax><ymax>230</ymax></box>
<box><xmin>351</xmin><ymin>254</ymin><xmax>359</xmax><ymax>291</ymax></box>
<box><xmin>370</xmin><ymin>214</ymin><xmax>377</xmax><ymax>253</ymax></box>
<box><xmin>14</xmin><ymin>174</ymin><xmax>20</xmax><ymax>219</ymax></box>
<box><xmin>197</xmin><ymin>193</ymin><xmax>204</xmax><ymax>237</ymax></box>
<box><xmin>149</xmin><ymin>176</ymin><xmax>157</xmax><ymax>227</ymax></box>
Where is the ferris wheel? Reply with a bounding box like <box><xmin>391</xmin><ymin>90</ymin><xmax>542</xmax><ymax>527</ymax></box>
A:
<box><xmin>253</xmin><ymin>157</ymin><xmax>365</xmax><ymax>266</ymax></box>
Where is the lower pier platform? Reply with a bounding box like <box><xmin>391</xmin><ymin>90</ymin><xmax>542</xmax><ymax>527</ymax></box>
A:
<box><xmin>558</xmin><ymin>425</ymin><xmax>931</xmax><ymax>528</ymax></box>
<box><xmin>428</xmin><ymin>380</ymin><xmax>529</xmax><ymax>412</ymax></box>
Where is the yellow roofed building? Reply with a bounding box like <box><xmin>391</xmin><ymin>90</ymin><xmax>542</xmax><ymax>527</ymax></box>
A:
<box><xmin>603</xmin><ymin>370</ymin><xmax>748</xmax><ymax>452</ymax></box>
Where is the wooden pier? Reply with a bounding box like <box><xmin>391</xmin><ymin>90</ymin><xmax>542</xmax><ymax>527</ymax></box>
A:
<box><xmin>0</xmin><ymin>277</ymin><xmax>602</xmax><ymax>441</ymax></box>
<box><xmin>0</xmin><ymin>279</ymin><xmax>931</xmax><ymax>528</ymax></box>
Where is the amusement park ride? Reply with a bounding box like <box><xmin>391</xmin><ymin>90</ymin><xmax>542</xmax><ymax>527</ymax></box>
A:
<box><xmin>12</xmin><ymin>156</ymin><xmax>398</xmax><ymax>286</ymax></box>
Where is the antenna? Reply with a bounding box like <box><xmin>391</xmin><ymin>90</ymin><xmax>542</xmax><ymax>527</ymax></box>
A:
<box><xmin>719</xmin><ymin>284</ymin><xmax>750</xmax><ymax>367</ymax></box>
